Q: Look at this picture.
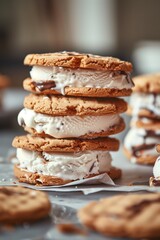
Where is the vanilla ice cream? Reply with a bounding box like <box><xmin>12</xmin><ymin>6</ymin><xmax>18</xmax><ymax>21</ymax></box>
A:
<box><xmin>18</xmin><ymin>108</ymin><xmax>122</xmax><ymax>138</ymax></box>
<box><xmin>153</xmin><ymin>156</ymin><xmax>160</xmax><ymax>178</ymax></box>
<box><xmin>124</xmin><ymin>127</ymin><xmax>159</xmax><ymax>160</ymax></box>
<box><xmin>16</xmin><ymin>148</ymin><xmax>112</xmax><ymax>180</ymax></box>
<box><xmin>30</xmin><ymin>66</ymin><xmax>134</xmax><ymax>94</ymax></box>
<box><xmin>130</xmin><ymin>93</ymin><xmax>160</xmax><ymax>117</ymax></box>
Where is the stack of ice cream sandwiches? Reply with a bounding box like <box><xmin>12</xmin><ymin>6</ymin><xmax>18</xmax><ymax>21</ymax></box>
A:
<box><xmin>124</xmin><ymin>73</ymin><xmax>160</xmax><ymax>165</ymax></box>
<box><xmin>12</xmin><ymin>52</ymin><xmax>133</xmax><ymax>185</ymax></box>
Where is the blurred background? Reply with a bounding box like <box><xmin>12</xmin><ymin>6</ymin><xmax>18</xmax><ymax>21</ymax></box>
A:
<box><xmin>0</xmin><ymin>0</ymin><xmax>160</xmax><ymax>130</ymax></box>
<box><xmin>1</xmin><ymin>0</ymin><xmax>160</xmax><ymax>86</ymax></box>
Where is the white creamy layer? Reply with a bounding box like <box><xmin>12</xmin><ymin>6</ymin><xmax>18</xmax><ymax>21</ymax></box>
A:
<box><xmin>130</xmin><ymin>93</ymin><xmax>160</xmax><ymax>117</ymax></box>
<box><xmin>30</xmin><ymin>66</ymin><xmax>133</xmax><ymax>94</ymax></box>
<box><xmin>153</xmin><ymin>156</ymin><xmax>160</xmax><ymax>178</ymax></box>
<box><xmin>124</xmin><ymin>127</ymin><xmax>159</xmax><ymax>156</ymax></box>
<box><xmin>18</xmin><ymin>108</ymin><xmax>121</xmax><ymax>138</ymax></box>
<box><xmin>16</xmin><ymin>148</ymin><xmax>112</xmax><ymax>180</ymax></box>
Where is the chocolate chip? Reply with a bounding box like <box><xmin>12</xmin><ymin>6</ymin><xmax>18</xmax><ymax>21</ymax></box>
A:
<box><xmin>20</xmin><ymin>119</ymin><xmax>26</xmax><ymax>127</ymax></box>
<box><xmin>32</xmin><ymin>81</ymin><xmax>56</xmax><ymax>91</ymax></box>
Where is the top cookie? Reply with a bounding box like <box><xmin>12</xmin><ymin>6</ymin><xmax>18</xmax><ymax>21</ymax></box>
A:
<box><xmin>78</xmin><ymin>193</ymin><xmax>160</xmax><ymax>238</ymax></box>
<box><xmin>133</xmin><ymin>73</ymin><xmax>160</xmax><ymax>93</ymax></box>
<box><xmin>24</xmin><ymin>51</ymin><xmax>132</xmax><ymax>71</ymax></box>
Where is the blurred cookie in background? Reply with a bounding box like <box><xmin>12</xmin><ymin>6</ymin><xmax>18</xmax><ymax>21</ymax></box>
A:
<box><xmin>0</xmin><ymin>186</ymin><xmax>51</xmax><ymax>224</ymax></box>
<box><xmin>124</xmin><ymin>73</ymin><xmax>160</xmax><ymax>165</ymax></box>
<box><xmin>127</xmin><ymin>73</ymin><xmax>160</xmax><ymax>119</ymax></box>
<box><xmin>124</xmin><ymin>127</ymin><xmax>159</xmax><ymax>165</ymax></box>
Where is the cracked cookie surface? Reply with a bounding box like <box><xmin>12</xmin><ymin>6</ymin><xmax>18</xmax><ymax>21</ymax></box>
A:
<box><xmin>24</xmin><ymin>94</ymin><xmax>127</xmax><ymax>116</ymax></box>
<box><xmin>12</xmin><ymin>135</ymin><xmax>119</xmax><ymax>152</ymax></box>
<box><xmin>24</xmin><ymin>52</ymin><xmax>132</xmax><ymax>71</ymax></box>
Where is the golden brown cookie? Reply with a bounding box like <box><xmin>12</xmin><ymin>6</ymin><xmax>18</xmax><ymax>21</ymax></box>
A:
<box><xmin>123</xmin><ymin>146</ymin><xmax>157</xmax><ymax>165</ymax></box>
<box><xmin>78</xmin><ymin>193</ymin><xmax>160</xmax><ymax>238</ymax></box>
<box><xmin>133</xmin><ymin>73</ymin><xmax>160</xmax><ymax>93</ymax></box>
<box><xmin>23</xmin><ymin>78</ymin><xmax>132</xmax><ymax>98</ymax></box>
<box><xmin>24</xmin><ymin>52</ymin><xmax>132</xmax><ymax>71</ymax></box>
<box><xmin>24</xmin><ymin>94</ymin><xmax>127</xmax><ymax>116</ymax></box>
<box><xmin>12</xmin><ymin>135</ymin><xmax>119</xmax><ymax>152</ymax></box>
<box><xmin>0</xmin><ymin>186</ymin><xmax>51</xmax><ymax>224</ymax></box>
<box><xmin>14</xmin><ymin>165</ymin><xmax>121</xmax><ymax>186</ymax></box>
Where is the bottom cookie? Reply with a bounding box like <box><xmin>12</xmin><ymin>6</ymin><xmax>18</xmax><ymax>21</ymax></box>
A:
<box><xmin>123</xmin><ymin>146</ymin><xmax>157</xmax><ymax>165</ymax></box>
<box><xmin>0</xmin><ymin>186</ymin><xmax>51</xmax><ymax>224</ymax></box>
<box><xmin>14</xmin><ymin>165</ymin><xmax>121</xmax><ymax>186</ymax></box>
<box><xmin>78</xmin><ymin>193</ymin><xmax>160</xmax><ymax>238</ymax></box>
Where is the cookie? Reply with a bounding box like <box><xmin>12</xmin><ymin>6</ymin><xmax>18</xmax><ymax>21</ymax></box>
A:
<box><xmin>131</xmin><ymin>117</ymin><xmax>160</xmax><ymax>130</ymax></box>
<box><xmin>23</xmin><ymin>78</ymin><xmax>132</xmax><ymax>97</ymax></box>
<box><xmin>12</xmin><ymin>135</ymin><xmax>119</xmax><ymax>152</ymax></box>
<box><xmin>78</xmin><ymin>193</ymin><xmax>160</xmax><ymax>238</ymax></box>
<box><xmin>24</xmin><ymin>94</ymin><xmax>127</xmax><ymax>116</ymax></box>
<box><xmin>24</xmin><ymin>52</ymin><xmax>132</xmax><ymax>71</ymax></box>
<box><xmin>127</xmin><ymin>106</ymin><xmax>160</xmax><ymax>119</ymax></box>
<box><xmin>14</xmin><ymin>165</ymin><xmax>121</xmax><ymax>186</ymax></box>
<box><xmin>127</xmin><ymin>106</ymin><xmax>160</xmax><ymax>120</ymax></box>
<box><xmin>133</xmin><ymin>73</ymin><xmax>160</xmax><ymax>93</ymax></box>
<box><xmin>18</xmin><ymin>108</ymin><xmax>125</xmax><ymax>139</ymax></box>
<box><xmin>123</xmin><ymin>128</ymin><xmax>159</xmax><ymax>165</ymax></box>
<box><xmin>0</xmin><ymin>186</ymin><xmax>51</xmax><ymax>224</ymax></box>
<box><xmin>127</xmin><ymin>92</ymin><xmax>160</xmax><ymax>119</ymax></box>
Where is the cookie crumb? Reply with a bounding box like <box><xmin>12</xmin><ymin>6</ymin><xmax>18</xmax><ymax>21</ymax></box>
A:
<box><xmin>57</xmin><ymin>223</ymin><xmax>88</xmax><ymax>236</ymax></box>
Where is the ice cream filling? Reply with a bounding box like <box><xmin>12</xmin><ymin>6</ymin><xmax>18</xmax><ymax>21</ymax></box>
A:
<box><xmin>124</xmin><ymin>127</ymin><xmax>160</xmax><ymax>158</ymax></box>
<box><xmin>130</xmin><ymin>93</ymin><xmax>160</xmax><ymax>117</ymax></box>
<box><xmin>153</xmin><ymin>156</ymin><xmax>160</xmax><ymax>179</ymax></box>
<box><xmin>30</xmin><ymin>66</ymin><xmax>133</xmax><ymax>94</ymax></box>
<box><xmin>16</xmin><ymin>148</ymin><xmax>112</xmax><ymax>180</ymax></box>
<box><xmin>18</xmin><ymin>108</ymin><xmax>121</xmax><ymax>138</ymax></box>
